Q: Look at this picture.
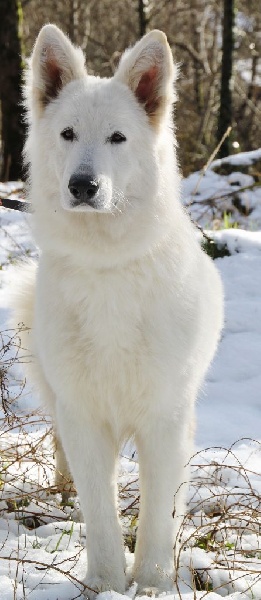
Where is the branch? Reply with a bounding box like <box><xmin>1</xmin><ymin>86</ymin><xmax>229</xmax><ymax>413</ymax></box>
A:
<box><xmin>172</xmin><ymin>40</ymin><xmax>210</xmax><ymax>72</ymax></box>
<box><xmin>0</xmin><ymin>555</ymin><xmax>97</xmax><ymax>594</ymax></box>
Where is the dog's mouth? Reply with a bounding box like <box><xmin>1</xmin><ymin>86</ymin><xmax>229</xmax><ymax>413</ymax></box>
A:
<box><xmin>70</xmin><ymin>198</ymin><xmax>99</xmax><ymax>211</ymax></box>
<box><xmin>69</xmin><ymin>202</ymin><xmax>111</xmax><ymax>214</ymax></box>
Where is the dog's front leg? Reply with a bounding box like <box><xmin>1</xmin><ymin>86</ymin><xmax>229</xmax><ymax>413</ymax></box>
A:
<box><xmin>56</xmin><ymin>402</ymin><xmax>126</xmax><ymax>598</ymax></box>
<box><xmin>133</xmin><ymin>410</ymin><xmax>193</xmax><ymax>594</ymax></box>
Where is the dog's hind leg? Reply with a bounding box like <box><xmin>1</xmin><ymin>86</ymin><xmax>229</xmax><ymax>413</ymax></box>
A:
<box><xmin>38</xmin><ymin>376</ymin><xmax>75</xmax><ymax>501</ymax></box>
<box><xmin>28</xmin><ymin>363</ymin><xmax>74</xmax><ymax>501</ymax></box>
<box><xmin>54</xmin><ymin>432</ymin><xmax>74</xmax><ymax>502</ymax></box>
<box><xmin>36</xmin><ymin>371</ymin><xmax>75</xmax><ymax>500</ymax></box>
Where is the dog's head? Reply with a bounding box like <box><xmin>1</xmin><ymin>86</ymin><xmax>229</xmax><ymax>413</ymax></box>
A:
<box><xmin>25</xmin><ymin>25</ymin><xmax>178</xmax><ymax>219</ymax></box>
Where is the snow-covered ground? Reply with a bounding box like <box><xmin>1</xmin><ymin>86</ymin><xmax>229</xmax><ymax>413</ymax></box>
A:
<box><xmin>0</xmin><ymin>151</ymin><xmax>260</xmax><ymax>599</ymax></box>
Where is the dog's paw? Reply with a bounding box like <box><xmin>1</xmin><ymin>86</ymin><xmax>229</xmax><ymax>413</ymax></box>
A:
<box><xmin>136</xmin><ymin>586</ymin><xmax>159</xmax><ymax>597</ymax></box>
<box><xmin>84</xmin><ymin>575</ymin><xmax>125</xmax><ymax>600</ymax></box>
<box><xmin>134</xmin><ymin>568</ymin><xmax>175</xmax><ymax>597</ymax></box>
<box><xmin>83</xmin><ymin>576</ymin><xmax>109</xmax><ymax>599</ymax></box>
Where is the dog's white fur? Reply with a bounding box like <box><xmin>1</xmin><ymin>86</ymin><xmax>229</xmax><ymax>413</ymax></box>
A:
<box><xmin>11</xmin><ymin>25</ymin><xmax>223</xmax><ymax>597</ymax></box>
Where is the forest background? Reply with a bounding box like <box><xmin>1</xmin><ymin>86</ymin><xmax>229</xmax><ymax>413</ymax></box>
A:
<box><xmin>0</xmin><ymin>0</ymin><xmax>260</xmax><ymax>183</ymax></box>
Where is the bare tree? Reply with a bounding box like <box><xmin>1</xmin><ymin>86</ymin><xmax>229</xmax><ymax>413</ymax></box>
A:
<box><xmin>0</xmin><ymin>0</ymin><xmax>25</xmax><ymax>180</ymax></box>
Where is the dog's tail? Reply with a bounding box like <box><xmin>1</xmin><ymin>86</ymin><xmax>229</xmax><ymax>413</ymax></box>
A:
<box><xmin>8</xmin><ymin>260</ymin><xmax>37</xmax><ymax>365</ymax></box>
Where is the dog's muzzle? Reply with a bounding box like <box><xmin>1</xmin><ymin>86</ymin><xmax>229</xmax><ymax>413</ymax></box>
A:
<box><xmin>68</xmin><ymin>173</ymin><xmax>99</xmax><ymax>207</ymax></box>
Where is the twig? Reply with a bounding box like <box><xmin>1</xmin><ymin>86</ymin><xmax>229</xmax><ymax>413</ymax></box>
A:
<box><xmin>188</xmin><ymin>126</ymin><xmax>232</xmax><ymax>202</ymax></box>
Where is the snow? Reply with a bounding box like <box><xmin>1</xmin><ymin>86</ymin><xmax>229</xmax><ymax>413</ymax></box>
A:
<box><xmin>183</xmin><ymin>148</ymin><xmax>261</xmax><ymax>230</ymax></box>
<box><xmin>236</xmin><ymin>59</ymin><xmax>261</xmax><ymax>87</ymax></box>
<box><xmin>0</xmin><ymin>153</ymin><xmax>260</xmax><ymax>599</ymax></box>
<box><xmin>197</xmin><ymin>229</ymin><xmax>261</xmax><ymax>447</ymax></box>
<box><xmin>211</xmin><ymin>149</ymin><xmax>261</xmax><ymax>168</ymax></box>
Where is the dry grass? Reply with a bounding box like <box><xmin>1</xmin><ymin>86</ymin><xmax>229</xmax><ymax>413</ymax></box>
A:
<box><xmin>173</xmin><ymin>441</ymin><xmax>261</xmax><ymax>597</ymax></box>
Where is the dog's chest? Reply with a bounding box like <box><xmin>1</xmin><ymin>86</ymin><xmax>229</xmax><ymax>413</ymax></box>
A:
<box><xmin>60</xmin><ymin>265</ymin><xmax>151</xmax><ymax>370</ymax></box>
<box><xmin>57</xmin><ymin>267</ymin><xmax>152</xmax><ymax>418</ymax></box>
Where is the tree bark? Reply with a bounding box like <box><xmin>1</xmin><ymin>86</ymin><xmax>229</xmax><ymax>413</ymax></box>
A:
<box><xmin>217</xmin><ymin>0</ymin><xmax>234</xmax><ymax>158</ymax></box>
<box><xmin>0</xmin><ymin>0</ymin><xmax>24</xmax><ymax>181</ymax></box>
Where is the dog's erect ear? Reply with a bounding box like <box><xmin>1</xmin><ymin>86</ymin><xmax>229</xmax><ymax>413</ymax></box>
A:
<box><xmin>27</xmin><ymin>24</ymin><xmax>86</xmax><ymax>116</ymax></box>
<box><xmin>114</xmin><ymin>30</ymin><xmax>177</xmax><ymax>126</ymax></box>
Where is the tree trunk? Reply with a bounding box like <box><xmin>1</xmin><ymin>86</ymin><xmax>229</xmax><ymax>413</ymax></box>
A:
<box><xmin>190</xmin><ymin>1</ymin><xmax>202</xmax><ymax>114</ymax></box>
<box><xmin>138</xmin><ymin>0</ymin><xmax>147</xmax><ymax>38</ymax></box>
<box><xmin>217</xmin><ymin>0</ymin><xmax>234</xmax><ymax>158</ymax></box>
<box><xmin>0</xmin><ymin>0</ymin><xmax>24</xmax><ymax>181</ymax></box>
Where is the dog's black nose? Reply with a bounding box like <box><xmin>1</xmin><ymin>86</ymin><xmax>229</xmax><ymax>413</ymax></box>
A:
<box><xmin>68</xmin><ymin>174</ymin><xmax>99</xmax><ymax>205</ymax></box>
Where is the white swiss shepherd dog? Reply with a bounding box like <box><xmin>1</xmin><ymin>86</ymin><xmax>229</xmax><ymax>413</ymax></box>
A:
<box><xmin>11</xmin><ymin>25</ymin><xmax>223</xmax><ymax>597</ymax></box>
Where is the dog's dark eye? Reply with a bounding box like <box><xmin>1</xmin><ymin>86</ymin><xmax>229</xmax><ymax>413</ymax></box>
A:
<box><xmin>109</xmin><ymin>132</ymin><xmax>127</xmax><ymax>144</ymax></box>
<box><xmin>61</xmin><ymin>127</ymin><xmax>76</xmax><ymax>141</ymax></box>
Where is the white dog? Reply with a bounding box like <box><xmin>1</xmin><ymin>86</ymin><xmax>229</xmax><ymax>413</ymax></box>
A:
<box><xmin>11</xmin><ymin>25</ymin><xmax>223</xmax><ymax>597</ymax></box>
